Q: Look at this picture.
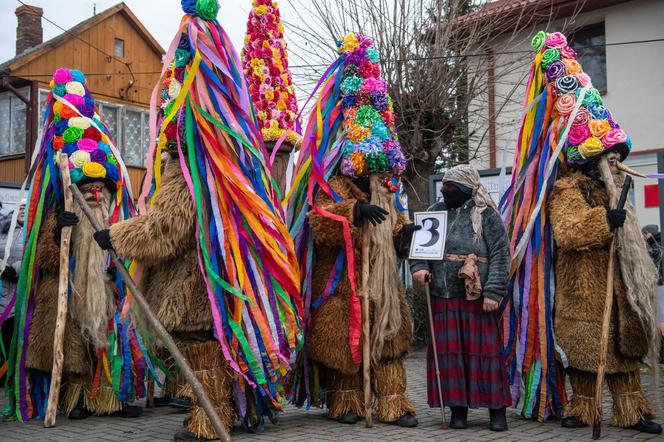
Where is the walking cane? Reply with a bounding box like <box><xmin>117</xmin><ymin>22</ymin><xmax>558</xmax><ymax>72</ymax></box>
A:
<box><xmin>44</xmin><ymin>154</ymin><xmax>73</xmax><ymax>427</ymax></box>
<box><xmin>592</xmin><ymin>175</ymin><xmax>632</xmax><ymax>440</ymax></box>
<box><xmin>70</xmin><ymin>184</ymin><xmax>232</xmax><ymax>442</ymax></box>
<box><xmin>361</xmin><ymin>223</ymin><xmax>373</xmax><ymax>427</ymax></box>
<box><xmin>424</xmin><ymin>274</ymin><xmax>448</xmax><ymax>429</ymax></box>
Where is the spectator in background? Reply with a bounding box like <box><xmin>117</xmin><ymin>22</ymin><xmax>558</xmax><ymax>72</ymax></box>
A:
<box><xmin>642</xmin><ymin>225</ymin><xmax>664</xmax><ymax>362</ymax></box>
<box><xmin>0</xmin><ymin>200</ymin><xmax>25</xmax><ymax>384</ymax></box>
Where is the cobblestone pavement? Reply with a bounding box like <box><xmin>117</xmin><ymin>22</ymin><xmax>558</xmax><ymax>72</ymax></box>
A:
<box><xmin>2</xmin><ymin>351</ymin><xmax>662</xmax><ymax>441</ymax></box>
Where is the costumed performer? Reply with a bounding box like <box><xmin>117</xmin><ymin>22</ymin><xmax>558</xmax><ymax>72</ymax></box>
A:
<box><xmin>4</xmin><ymin>67</ymin><xmax>149</xmax><ymax>421</ymax></box>
<box><xmin>502</xmin><ymin>29</ymin><xmax>661</xmax><ymax>433</ymax></box>
<box><xmin>411</xmin><ymin>164</ymin><xmax>511</xmax><ymax>431</ymax></box>
<box><xmin>91</xmin><ymin>1</ymin><xmax>303</xmax><ymax>440</ymax></box>
<box><xmin>284</xmin><ymin>33</ymin><xmax>419</xmax><ymax>427</ymax></box>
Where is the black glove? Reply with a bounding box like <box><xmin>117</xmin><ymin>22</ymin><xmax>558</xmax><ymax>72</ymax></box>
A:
<box><xmin>354</xmin><ymin>203</ymin><xmax>388</xmax><ymax>226</ymax></box>
<box><xmin>1</xmin><ymin>266</ymin><xmax>18</xmax><ymax>283</ymax></box>
<box><xmin>93</xmin><ymin>229</ymin><xmax>113</xmax><ymax>250</ymax></box>
<box><xmin>394</xmin><ymin>224</ymin><xmax>422</xmax><ymax>259</ymax></box>
<box><xmin>54</xmin><ymin>210</ymin><xmax>79</xmax><ymax>245</ymax></box>
<box><xmin>606</xmin><ymin>209</ymin><xmax>627</xmax><ymax>230</ymax></box>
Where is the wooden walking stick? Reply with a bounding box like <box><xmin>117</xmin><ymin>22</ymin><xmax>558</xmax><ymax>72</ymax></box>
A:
<box><xmin>424</xmin><ymin>275</ymin><xmax>448</xmax><ymax>429</ymax></box>
<box><xmin>69</xmin><ymin>184</ymin><xmax>232</xmax><ymax>442</ymax></box>
<box><xmin>361</xmin><ymin>223</ymin><xmax>373</xmax><ymax>427</ymax></box>
<box><xmin>44</xmin><ymin>154</ymin><xmax>74</xmax><ymax>428</ymax></box>
<box><xmin>592</xmin><ymin>175</ymin><xmax>632</xmax><ymax>440</ymax></box>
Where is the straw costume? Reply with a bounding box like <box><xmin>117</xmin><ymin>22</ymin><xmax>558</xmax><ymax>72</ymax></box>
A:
<box><xmin>241</xmin><ymin>0</ymin><xmax>301</xmax><ymax>195</ymax></box>
<box><xmin>93</xmin><ymin>1</ymin><xmax>303</xmax><ymax>440</ymax></box>
<box><xmin>284</xmin><ymin>33</ymin><xmax>417</xmax><ymax>427</ymax></box>
<box><xmin>502</xmin><ymin>30</ymin><xmax>661</xmax><ymax>433</ymax></box>
<box><xmin>4</xmin><ymin>68</ymin><xmax>150</xmax><ymax>421</ymax></box>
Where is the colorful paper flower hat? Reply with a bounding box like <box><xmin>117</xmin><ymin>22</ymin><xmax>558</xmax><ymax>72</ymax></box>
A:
<box><xmin>47</xmin><ymin>67</ymin><xmax>122</xmax><ymax>191</ymax></box>
<box><xmin>532</xmin><ymin>31</ymin><xmax>631</xmax><ymax>165</ymax></box>
<box><xmin>241</xmin><ymin>0</ymin><xmax>301</xmax><ymax>147</ymax></box>
<box><xmin>337</xmin><ymin>33</ymin><xmax>406</xmax><ymax>179</ymax></box>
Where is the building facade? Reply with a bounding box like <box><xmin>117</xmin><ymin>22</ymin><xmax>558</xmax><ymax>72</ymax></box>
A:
<box><xmin>0</xmin><ymin>3</ymin><xmax>164</xmax><ymax>207</ymax></box>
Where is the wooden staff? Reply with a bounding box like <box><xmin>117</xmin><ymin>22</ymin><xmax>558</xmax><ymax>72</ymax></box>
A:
<box><xmin>361</xmin><ymin>222</ymin><xmax>373</xmax><ymax>427</ymax></box>
<box><xmin>424</xmin><ymin>277</ymin><xmax>448</xmax><ymax>429</ymax></box>
<box><xmin>44</xmin><ymin>154</ymin><xmax>74</xmax><ymax>427</ymax></box>
<box><xmin>70</xmin><ymin>184</ymin><xmax>231</xmax><ymax>442</ymax></box>
<box><xmin>592</xmin><ymin>175</ymin><xmax>632</xmax><ymax>440</ymax></box>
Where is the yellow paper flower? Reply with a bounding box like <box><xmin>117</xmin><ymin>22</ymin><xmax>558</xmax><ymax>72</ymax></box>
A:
<box><xmin>277</xmin><ymin>100</ymin><xmax>287</xmax><ymax>111</ymax></box>
<box><xmin>258</xmin><ymin>111</ymin><xmax>268</xmax><ymax>120</ymax></box>
<box><xmin>68</xmin><ymin>117</ymin><xmax>91</xmax><ymax>130</ymax></box>
<box><xmin>82</xmin><ymin>161</ymin><xmax>107</xmax><ymax>179</ymax></box>
<box><xmin>53</xmin><ymin>101</ymin><xmax>63</xmax><ymax>114</ymax></box>
<box><xmin>49</xmin><ymin>80</ymin><xmax>55</xmax><ymax>89</ymax></box>
<box><xmin>579</xmin><ymin>136</ymin><xmax>604</xmax><ymax>158</ymax></box>
<box><xmin>65</xmin><ymin>81</ymin><xmax>86</xmax><ymax>96</ymax></box>
<box><xmin>265</xmin><ymin>90</ymin><xmax>274</xmax><ymax>101</ymax></box>
<box><xmin>278</xmin><ymin>23</ymin><xmax>284</xmax><ymax>33</ymax></box>
<box><xmin>342</xmin><ymin>34</ymin><xmax>359</xmax><ymax>53</ymax></box>
<box><xmin>256</xmin><ymin>5</ymin><xmax>268</xmax><ymax>15</ymax></box>
<box><xmin>70</xmin><ymin>150</ymin><xmax>91</xmax><ymax>168</ymax></box>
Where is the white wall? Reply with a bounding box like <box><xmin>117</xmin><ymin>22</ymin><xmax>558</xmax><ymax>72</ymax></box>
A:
<box><xmin>467</xmin><ymin>0</ymin><xmax>664</xmax><ymax>226</ymax></box>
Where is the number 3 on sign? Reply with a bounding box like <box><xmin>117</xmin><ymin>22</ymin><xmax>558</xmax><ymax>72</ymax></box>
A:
<box><xmin>408</xmin><ymin>211</ymin><xmax>447</xmax><ymax>260</ymax></box>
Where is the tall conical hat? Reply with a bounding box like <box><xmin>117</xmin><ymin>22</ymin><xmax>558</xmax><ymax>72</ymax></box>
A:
<box><xmin>241</xmin><ymin>0</ymin><xmax>300</xmax><ymax>146</ymax></box>
<box><xmin>532</xmin><ymin>31</ymin><xmax>631</xmax><ymax>165</ymax></box>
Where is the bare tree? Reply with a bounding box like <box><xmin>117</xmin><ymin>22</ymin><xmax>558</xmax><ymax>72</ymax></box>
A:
<box><xmin>283</xmin><ymin>0</ymin><xmax>582</xmax><ymax>212</ymax></box>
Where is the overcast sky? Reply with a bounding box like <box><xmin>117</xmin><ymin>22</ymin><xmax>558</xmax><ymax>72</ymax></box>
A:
<box><xmin>0</xmin><ymin>0</ymin><xmax>273</xmax><ymax>61</ymax></box>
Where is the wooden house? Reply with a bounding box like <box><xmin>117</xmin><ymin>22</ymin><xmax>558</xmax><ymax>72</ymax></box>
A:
<box><xmin>0</xmin><ymin>2</ymin><xmax>164</xmax><ymax>203</ymax></box>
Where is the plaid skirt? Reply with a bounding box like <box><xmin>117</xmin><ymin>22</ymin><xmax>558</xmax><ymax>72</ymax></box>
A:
<box><xmin>427</xmin><ymin>296</ymin><xmax>511</xmax><ymax>409</ymax></box>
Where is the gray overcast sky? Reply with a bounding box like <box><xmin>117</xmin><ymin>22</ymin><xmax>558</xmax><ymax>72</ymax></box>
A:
<box><xmin>0</xmin><ymin>0</ymin><xmax>261</xmax><ymax>61</ymax></box>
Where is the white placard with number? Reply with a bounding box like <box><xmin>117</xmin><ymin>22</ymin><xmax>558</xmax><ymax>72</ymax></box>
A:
<box><xmin>408</xmin><ymin>211</ymin><xmax>447</xmax><ymax>260</ymax></box>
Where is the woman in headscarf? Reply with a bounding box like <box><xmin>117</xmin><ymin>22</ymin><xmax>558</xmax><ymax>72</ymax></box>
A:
<box><xmin>410</xmin><ymin>164</ymin><xmax>511</xmax><ymax>431</ymax></box>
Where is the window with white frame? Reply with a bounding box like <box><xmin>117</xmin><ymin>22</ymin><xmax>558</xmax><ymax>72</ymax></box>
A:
<box><xmin>97</xmin><ymin>101</ymin><xmax>150</xmax><ymax>167</ymax></box>
<box><xmin>2</xmin><ymin>88</ymin><xmax>151</xmax><ymax>167</ymax></box>
<box><xmin>0</xmin><ymin>87</ymin><xmax>30</xmax><ymax>157</ymax></box>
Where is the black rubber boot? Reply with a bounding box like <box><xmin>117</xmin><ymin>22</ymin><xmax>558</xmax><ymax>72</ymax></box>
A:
<box><xmin>489</xmin><ymin>407</ymin><xmax>508</xmax><ymax>431</ymax></box>
<box><xmin>112</xmin><ymin>405</ymin><xmax>143</xmax><ymax>418</ymax></box>
<box><xmin>449</xmin><ymin>407</ymin><xmax>468</xmax><ymax>429</ymax></box>
<box><xmin>337</xmin><ymin>411</ymin><xmax>360</xmax><ymax>424</ymax></box>
<box><xmin>68</xmin><ymin>407</ymin><xmax>93</xmax><ymax>420</ymax></box>
<box><xmin>631</xmin><ymin>418</ymin><xmax>663</xmax><ymax>434</ymax></box>
<box><xmin>561</xmin><ymin>415</ymin><xmax>588</xmax><ymax>428</ymax></box>
<box><xmin>173</xmin><ymin>430</ymin><xmax>214</xmax><ymax>442</ymax></box>
<box><xmin>394</xmin><ymin>412</ymin><xmax>418</xmax><ymax>428</ymax></box>
<box><xmin>153</xmin><ymin>395</ymin><xmax>172</xmax><ymax>407</ymax></box>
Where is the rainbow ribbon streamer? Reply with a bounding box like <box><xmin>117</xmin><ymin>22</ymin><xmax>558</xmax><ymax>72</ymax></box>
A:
<box><xmin>282</xmin><ymin>55</ymin><xmax>364</xmax><ymax>408</ymax></box>
<box><xmin>3</xmin><ymin>87</ymin><xmax>156</xmax><ymax>422</ymax></box>
<box><xmin>137</xmin><ymin>13</ymin><xmax>303</xmax><ymax>419</ymax></box>
<box><xmin>500</xmin><ymin>48</ymin><xmax>585</xmax><ymax>421</ymax></box>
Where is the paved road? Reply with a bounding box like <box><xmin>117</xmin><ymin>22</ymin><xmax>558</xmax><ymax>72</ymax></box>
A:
<box><xmin>2</xmin><ymin>351</ymin><xmax>662</xmax><ymax>441</ymax></box>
